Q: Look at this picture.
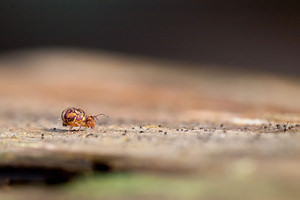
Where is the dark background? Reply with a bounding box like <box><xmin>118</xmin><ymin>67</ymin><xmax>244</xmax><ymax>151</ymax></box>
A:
<box><xmin>0</xmin><ymin>0</ymin><xmax>299</xmax><ymax>74</ymax></box>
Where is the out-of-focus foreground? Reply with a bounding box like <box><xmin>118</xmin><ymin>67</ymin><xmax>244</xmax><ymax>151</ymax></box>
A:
<box><xmin>1</xmin><ymin>49</ymin><xmax>300</xmax><ymax>200</ymax></box>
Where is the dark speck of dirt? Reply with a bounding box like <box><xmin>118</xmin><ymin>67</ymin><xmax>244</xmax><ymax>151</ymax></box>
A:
<box><xmin>85</xmin><ymin>134</ymin><xmax>94</xmax><ymax>138</ymax></box>
<box><xmin>220</xmin><ymin>124</ymin><xmax>224</xmax><ymax>128</ymax></box>
<box><xmin>283</xmin><ymin>123</ymin><xmax>288</xmax><ymax>132</ymax></box>
<box><xmin>139</xmin><ymin>131</ymin><xmax>144</xmax><ymax>133</ymax></box>
<box><xmin>164</xmin><ymin>132</ymin><xmax>167</xmax><ymax>135</ymax></box>
<box><xmin>276</xmin><ymin>124</ymin><xmax>281</xmax><ymax>129</ymax></box>
<box><xmin>158</xmin><ymin>124</ymin><xmax>162</xmax><ymax>127</ymax></box>
<box><xmin>139</xmin><ymin>125</ymin><xmax>142</xmax><ymax>129</ymax></box>
<box><xmin>159</xmin><ymin>130</ymin><xmax>163</xmax><ymax>133</ymax></box>
<box><xmin>41</xmin><ymin>133</ymin><xmax>44</xmax><ymax>139</ymax></box>
<box><xmin>53</xmin><ymin>128</ymin><xmax>56</xmax><ymax>131</ymax></box>
<box><xmin>295</xmin><ymin>124</ymin><xmax>300</xmax><ymax>127</ymax></box>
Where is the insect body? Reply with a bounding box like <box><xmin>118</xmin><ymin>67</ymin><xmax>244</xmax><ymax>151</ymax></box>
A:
<box><xmin>61</xmin><ymin>107</ymin><xmax>108</xmax><ymax>131</ymax></box>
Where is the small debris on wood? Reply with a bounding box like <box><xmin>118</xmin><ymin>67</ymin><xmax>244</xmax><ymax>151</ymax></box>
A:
<box><xmin>84</xmin><ymin>133</ymin><xmax>94</xmax><ymax>138</ymax></box>
<box><xmin>276</xmin><ymin>124</ymin><xmax>281</xmax><ymax>129</ymax></box>
<box><xmin>283</xmin><ymin>122</ymin><xmax>289</xmax><ymax>132</ymax></box>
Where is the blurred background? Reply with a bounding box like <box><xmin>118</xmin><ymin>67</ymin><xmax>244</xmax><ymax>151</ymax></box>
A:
<box><xmin>0</xmin><ymin>0</ymin><xmax>299</xmax><ymax>75</ymax></box>
<box><xmin>1</xmin><ymin>1</ymin><xmax>300</xmax><ymax>199</ymax></box>
<box><xmin>0</xmin><ymin>0</ymin><xmax>300</xmax><ymax>122</ymax></box>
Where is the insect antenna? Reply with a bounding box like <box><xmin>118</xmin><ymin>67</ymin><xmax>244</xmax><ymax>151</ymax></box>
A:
<box><xmin>94</xmin><ymin>113</ymin><xmax>110</xmax><ymax>120</ymax></box>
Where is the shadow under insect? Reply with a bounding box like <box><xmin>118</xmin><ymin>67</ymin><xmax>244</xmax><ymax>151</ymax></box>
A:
<box><xmin>42</xmin><ymin>128</ymin><xmax>84</xmax><ymax>133</ymax></box>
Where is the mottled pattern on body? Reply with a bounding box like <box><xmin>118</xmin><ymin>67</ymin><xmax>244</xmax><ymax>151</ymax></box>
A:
<box><xmin>61</xmin><ymin>107</ymin><xmax>87</xmax><ymax>127</ymax></box>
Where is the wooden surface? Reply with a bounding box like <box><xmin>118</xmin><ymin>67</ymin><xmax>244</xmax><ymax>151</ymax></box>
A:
<box><xmin>0</xmin><ymin>49</ymin><xmax>300</xmax><ymax>199</ymax></box>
